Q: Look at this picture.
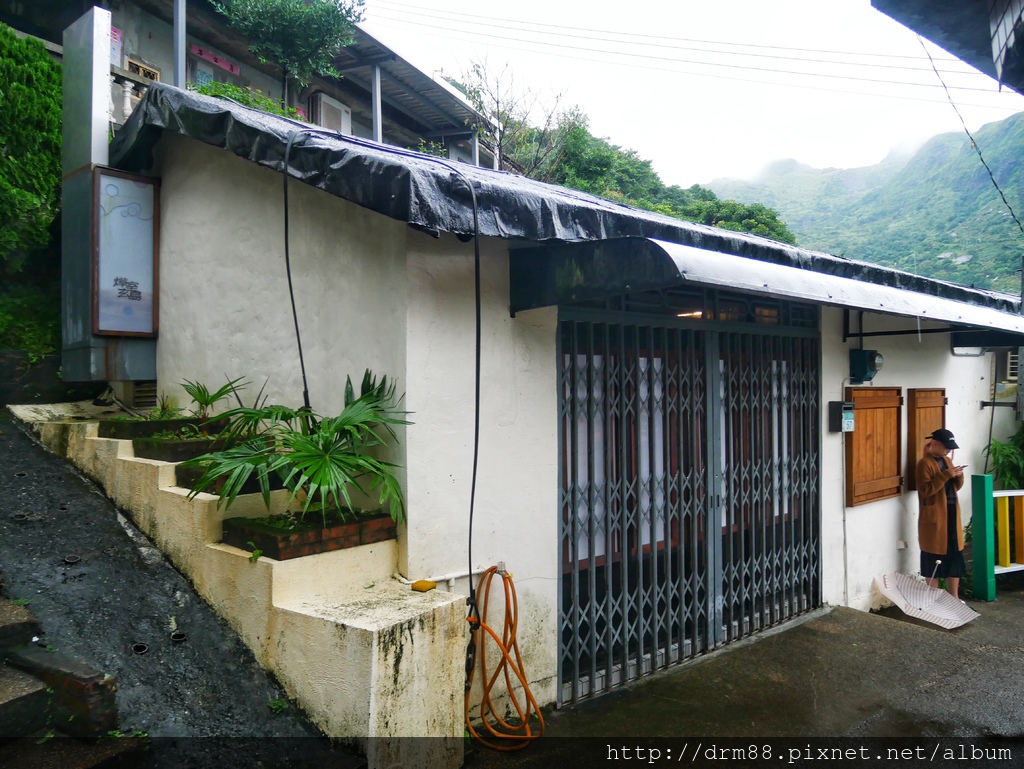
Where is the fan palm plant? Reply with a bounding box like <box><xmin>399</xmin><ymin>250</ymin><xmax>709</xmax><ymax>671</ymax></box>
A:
<box><xmin>181</xmin><ymin>376</ymin><xmax>247</xmax><ymax>420</ymax></box>
<box><xmin>184</xmin><ymin>370</ymin><xmax>409</xmax><ymax>524</ymax></box>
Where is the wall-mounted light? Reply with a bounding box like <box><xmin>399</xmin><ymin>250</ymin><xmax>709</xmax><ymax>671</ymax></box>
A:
<box><xmin>850</xmin><ymin>349</ymin><xmax>884</xmax><ymax>384</ymax></box>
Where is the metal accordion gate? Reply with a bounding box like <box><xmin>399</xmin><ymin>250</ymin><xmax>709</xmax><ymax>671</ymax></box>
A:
<box><xmin>558</xmin><ymin>304</ymin><xmax>821</xmax><ymax>704</ymax></box>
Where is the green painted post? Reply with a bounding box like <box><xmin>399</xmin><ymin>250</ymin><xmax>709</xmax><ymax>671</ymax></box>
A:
<box><xmin>971</xmin><ymin>474</ymin><xmax>996</xmax><ymax>601</ymax></box>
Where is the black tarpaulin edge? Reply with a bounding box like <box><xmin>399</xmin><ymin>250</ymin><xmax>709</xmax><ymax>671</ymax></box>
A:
<box><xmin>110</xmin><ymin>83</ymin><xmax>1020</xmax><ymax>316</ymax></box>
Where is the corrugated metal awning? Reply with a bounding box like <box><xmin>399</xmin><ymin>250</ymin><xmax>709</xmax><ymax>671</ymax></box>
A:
<box><xmin>510</xmin><ymin>237</ymin><xmax>1024</xmax><ymax>336</ymax></box>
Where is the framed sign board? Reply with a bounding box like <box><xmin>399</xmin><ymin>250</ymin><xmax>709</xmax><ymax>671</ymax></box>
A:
<box><xmin>93</xmin><ymin>168</ymin><xmax>159</xmax><ymax>336</ymax></box>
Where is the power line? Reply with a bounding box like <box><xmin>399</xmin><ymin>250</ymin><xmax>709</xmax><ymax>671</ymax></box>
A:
<box><xmin>363</xmin><ymin>17</ymin><xmax>1020</xmax><ymax>112</ymax></box>
<box><xmin>368</xmin><ymin>11</ymin><xmax>1013</xmax><ymax>96</ymax></box>
<box><xmin>373</xmin><ymin>0</ymin><xmax>984</xmax><ymax>77</ymax></box>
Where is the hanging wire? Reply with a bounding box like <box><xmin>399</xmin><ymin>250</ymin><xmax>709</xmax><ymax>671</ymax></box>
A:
<box><xmin>918</xmin><ymin>36</ymin><xmax>1024</xmax><ymax>241</ymax></box>
<box><xmin>283</xmin><ymin>130</ymin><xmax>311</xmax><ymax>410</ymax></box>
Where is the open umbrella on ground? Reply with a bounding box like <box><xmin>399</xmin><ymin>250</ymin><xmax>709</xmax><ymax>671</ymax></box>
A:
<box><xmin>874</xmin><ymin>572</ymin><xmax>980</xmax><ymax>630</ymax></box>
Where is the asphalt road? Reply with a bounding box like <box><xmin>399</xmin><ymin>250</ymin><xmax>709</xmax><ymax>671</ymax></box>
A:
<box><xmin>0</xmin><ymin>409</ymin><xmax>364</xmax><ymax>768</ymax></box>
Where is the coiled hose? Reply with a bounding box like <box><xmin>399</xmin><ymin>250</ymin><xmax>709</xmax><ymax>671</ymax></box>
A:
<box><xmin>464</xmin><ymin>565</ymin><xmax>545</xmax><ymax>751</ymax></box>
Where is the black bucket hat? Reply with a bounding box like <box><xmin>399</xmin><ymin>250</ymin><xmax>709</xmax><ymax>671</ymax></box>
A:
<box><xmin>927</xmin><ymin>428</ymin><xmax>960</xmax><ymax>450</ymax></box>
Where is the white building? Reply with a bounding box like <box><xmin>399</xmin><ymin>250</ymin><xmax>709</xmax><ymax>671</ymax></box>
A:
<box><xmin>83</xmin><ymin>78</ymin><xmax>1024</xmax><ymax>737</ymax></box>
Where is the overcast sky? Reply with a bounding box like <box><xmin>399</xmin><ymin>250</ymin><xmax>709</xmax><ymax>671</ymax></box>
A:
<box><xmin>359</xmin><ymin>0</ymin><xmax>1024</xmax><ymax>187</ymax></box>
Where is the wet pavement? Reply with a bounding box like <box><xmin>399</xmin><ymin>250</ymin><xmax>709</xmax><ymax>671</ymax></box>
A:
<box><xmin>0</xmin><ymin>409</ymin><xmax>362</xmax><ymax>767</ymax></box>
<box><xmin>467</xmin><ymin>575</ymin><xmax>1024</xmax><ymax>768</ymax></box>
<box><xmin>6</xmin><ymin>405</ymin><xmax>1024</xmax><ymax>769</ymax></box>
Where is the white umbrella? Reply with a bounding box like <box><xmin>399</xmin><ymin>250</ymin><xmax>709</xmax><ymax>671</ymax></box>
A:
<box><xmin>874</xmin><ymin>572</ymin><xmax>980</xmax><ymax>630</ymax></box>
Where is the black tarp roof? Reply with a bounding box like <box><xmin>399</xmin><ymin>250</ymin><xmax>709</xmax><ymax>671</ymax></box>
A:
<box><xmin>111</xmin><ymin>83</ymin><xmax>1021</xmax><ymax>318</ymax></box>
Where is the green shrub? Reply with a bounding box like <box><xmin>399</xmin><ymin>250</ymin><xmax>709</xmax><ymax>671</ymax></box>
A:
<box><xmin>0</xmin><ymin>24</ymin><xmax>62</xmax><ymax>272</ymax></box>
<box><xmin>0</xmin><ymin>284</ymin><xmax>60</xmax><ymax>361</ymax></box>
<box><xmin>189</xmin><ymin>81</ymin><xmax>305</xmax><ymax>121</ymax></box>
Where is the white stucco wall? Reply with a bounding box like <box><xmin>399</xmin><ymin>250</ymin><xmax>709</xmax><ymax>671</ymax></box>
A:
<box><xmin>402</xmin><ymin>231</ymin><xmax>560</xmax><ymax>700</ymax></box>
<box><xmin>820</xmin><ymin>306</ymin><xmax>1018</xmax><ymax>610</ymax></box>
<box><xmin>152</xmin><ymin>133</ymin><xmax>407</xmax><ymax>418</ymax></box>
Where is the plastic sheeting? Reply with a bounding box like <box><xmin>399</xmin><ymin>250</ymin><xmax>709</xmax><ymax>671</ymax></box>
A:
<box><xmin>111</xmin><ymin>83</ymin><xmax>1020</xmax><ymax>316</ymax></box>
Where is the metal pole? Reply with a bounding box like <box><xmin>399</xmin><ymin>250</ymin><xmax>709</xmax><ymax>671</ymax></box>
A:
<box><xmin>174</xmin><ymin>0</ymin><xmax>186</xmax><ymax>88</ymax></box>
<box><xmin>371</xmin><ymin>64</ymin><xmax>382</xmax><ymax>143</ymax></box>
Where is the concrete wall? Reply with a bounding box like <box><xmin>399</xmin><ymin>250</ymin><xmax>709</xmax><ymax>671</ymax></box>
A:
<box><xmin>820</xmin><ymin>306</ymin><xmax>1018</xmax><ymax>610</ymax></box>
<box><xmin>402</xmin><ymin>231</ymin><xmax>560</xmax><ymax>702</ymax></box>
<box><xmin>152</xmin><ymin>133</ymin><xmax>407</xmax><ymax>417</ymax></box>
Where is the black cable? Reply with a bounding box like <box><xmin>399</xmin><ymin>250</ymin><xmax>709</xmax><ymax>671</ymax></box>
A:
<box><xmin>264</xmin><ymin>99</ymin><xmax>485</xmax><ymax>623</ymax></box>
<box><xmin>283</xmin><ymin>130</ymin><xmax>311</xmax><ymax>410</ymax></box>
<box><xmin>919</xmin><ymin>36</ymin><xmax>1024</xmax><ymax>242</ymax></box>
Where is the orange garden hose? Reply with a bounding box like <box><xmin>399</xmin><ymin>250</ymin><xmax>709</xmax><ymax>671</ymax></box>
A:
<box><xmin>464</xmin><ymin>565</ymin><xmax>545</xmax><ymax>751</ymax></box>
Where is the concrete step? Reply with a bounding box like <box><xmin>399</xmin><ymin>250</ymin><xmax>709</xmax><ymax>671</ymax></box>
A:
<box><xmin>0</xmin><ymin>664</ymin><xmax>50</xmax><ymax>745</ymax></box>
<box><xmin>3</xmin><ymin>645</ymin><xmax>117</xmax><ymax>742</ymax></box>
<box><xmin>0</xmin><ymin>729</ymin><xmax>147</xmax><ymax>769</ymax></box>
<box><xmin>0</xmin><ymin>598</ymin><xmax>41</xmax><ymax>650</ymax></box>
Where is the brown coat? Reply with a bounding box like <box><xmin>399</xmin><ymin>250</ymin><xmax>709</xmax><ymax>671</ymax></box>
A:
<box><xmin>916</xmin><ymin>454</ymin><xmax>965</xmax><ymax>555</ymax></box>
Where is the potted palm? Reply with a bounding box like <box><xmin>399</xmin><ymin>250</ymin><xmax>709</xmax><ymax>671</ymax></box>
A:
<box><xmin>98</xmin><ymin>378</ymin><xmax>244</xmax><ymax>441</ymax></box>
<box><xmin>184</xmin><ymin>370</ymin><xmax>410</xmax><ymax>561</ymax></box>
<box><xmin>130</xmin><ymin>378</ymin><xmax>246</xmax><ymax>461</ymax></box>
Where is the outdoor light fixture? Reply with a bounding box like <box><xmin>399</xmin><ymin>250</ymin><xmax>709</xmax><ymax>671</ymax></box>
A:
<box><xmin>850</xmin><ymin>349</ymin><xmax>884</xmax><ymax>384</ymax></box>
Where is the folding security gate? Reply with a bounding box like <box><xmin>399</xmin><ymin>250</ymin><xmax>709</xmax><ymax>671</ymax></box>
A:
<box><xmin>557</xmin><ymin>306</ymin><xmax>821</xmax><ymax>704</ymax></box>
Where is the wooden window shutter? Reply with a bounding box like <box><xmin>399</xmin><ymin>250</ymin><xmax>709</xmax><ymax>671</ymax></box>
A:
<box><xmin>845</xmin><ymin>387</ymin><xmax>903</xmax><ymax>507</ymax></box>
<box><xmin>906</xmin><ymin>388</ymin><xmax>947</xmax><ymax>491</ymax></box>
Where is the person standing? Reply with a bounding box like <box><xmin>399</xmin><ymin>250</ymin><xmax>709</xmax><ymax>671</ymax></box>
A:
<box><xmin>916</xmin><ymin>428</ymin><xmax>966</xmax><ymax>599</ymax></box>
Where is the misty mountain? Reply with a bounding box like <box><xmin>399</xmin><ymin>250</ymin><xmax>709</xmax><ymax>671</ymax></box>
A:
<box><xmin>706</xmin><ymin>112</ymin><xmax>1024</xmax><ymax>293</ymax></box>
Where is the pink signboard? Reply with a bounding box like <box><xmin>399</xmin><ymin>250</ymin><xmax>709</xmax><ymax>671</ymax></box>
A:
<box><xmin>190</xmin><ymin>44</ymin><xmax>240</xmax><ymax>77</ymax></box>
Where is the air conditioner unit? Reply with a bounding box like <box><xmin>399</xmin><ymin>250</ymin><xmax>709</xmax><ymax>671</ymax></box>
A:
<box><xmin>309</xmin><ymin>92</ymin><xmax>352</xmax><ymax>135</ymax></box>
<box><xmin>997</xmin><ymin>349</ymin><xmax>1019</xmax><ymax>383</ymax></box>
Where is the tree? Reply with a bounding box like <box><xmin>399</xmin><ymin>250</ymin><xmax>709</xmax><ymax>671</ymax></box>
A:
<box><xmin>458</xmin><ymin>58</ymin><xmax>796</xmax><ymax>245</ymax></box>
<box><xmin>457</xmin><ymin>59</ymin><xmax>584</xmax><ymax>178</ymax></box>
<box><xmin>0</xmin><ymin>23</ymin><xmax>61</xmax><ymax>273</ymax></box>
<box><xmin>212</xmin><ymin>0</ymin><xmax>363</xmax><ymax>106</ymax></box>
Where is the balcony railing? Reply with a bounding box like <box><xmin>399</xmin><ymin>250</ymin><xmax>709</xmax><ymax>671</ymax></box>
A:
<box><xmin>110</xmin><ymin>64</ymin><xmax>155</xmax><ymax>127</ymax></box>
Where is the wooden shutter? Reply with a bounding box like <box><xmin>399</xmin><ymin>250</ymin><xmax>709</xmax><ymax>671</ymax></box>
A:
<box><xmin>906</xmin><ymin>388</ymin><xmax>947</xmax><ymax>491</ymax></box>
<box><xmin>845</xmin><ymin>387</ymin><xmax>903</xmax><ymax>507</ymax></box>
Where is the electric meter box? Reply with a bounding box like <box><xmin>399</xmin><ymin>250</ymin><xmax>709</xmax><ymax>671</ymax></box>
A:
<box><xmin>828</xmin><ymin>401</ymin><xmax>855</xmax><ymax>433</ymax></box>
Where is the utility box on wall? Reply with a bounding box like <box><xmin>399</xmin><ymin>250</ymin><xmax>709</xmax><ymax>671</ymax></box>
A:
<box><xmin>62</xmin><ymin>7</ymin><xmax>156</xmax><ymax>383</ymax></box>
<box><xmin>828</xmin><ymin>401</ymin><xmax>855</xmax><ymax>433</ymax></box>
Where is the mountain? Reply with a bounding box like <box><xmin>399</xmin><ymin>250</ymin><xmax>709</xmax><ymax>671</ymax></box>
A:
<box><xmin>706</xmin><ymin>112</ymin><xmax>1024</xmax><ymax>292</ymax></box>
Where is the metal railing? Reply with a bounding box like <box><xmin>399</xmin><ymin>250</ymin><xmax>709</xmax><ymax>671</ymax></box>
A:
<box><xmin>969</xmin><ymin>475</ymin><xmax>1024</xmax><ymax>600</ymax></box>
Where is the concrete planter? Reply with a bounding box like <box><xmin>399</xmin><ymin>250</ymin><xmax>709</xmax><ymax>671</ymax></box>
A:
<box><xmin>131</xmin><ymin>435</ymin><xmax>233</xmax><ymax>463</ymax></box>
<box><xmin>174</xmin><ymin>462</ymin><xmax>285</xmax><ymax>496</ymax></box>
<box><xmin>97</xmin><ymin>417</ymin><xmax>228</xmax><ymax>440</ymax></box>
<box><xmin>222</xmin><ymin>511</ymin><xmax>397</xmax><ymax>561</ymax></box>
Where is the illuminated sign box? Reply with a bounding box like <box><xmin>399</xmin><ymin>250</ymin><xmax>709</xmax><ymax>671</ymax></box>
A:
<box><xmin>93</xmin><ymin>168</ymin><xmax>159</xmax><ymax>337</ymax></box>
